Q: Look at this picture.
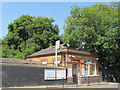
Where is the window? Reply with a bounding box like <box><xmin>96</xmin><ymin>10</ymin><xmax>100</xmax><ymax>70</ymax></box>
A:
<box><xmin>73</xmin><ymin>64</ymin><xmax>77</xmax><ymax>68</ymax></box>
<box><xmin>42</xmin><ymin>61</ymin><xmax>47</xmax><ymax>66</ymax></box>
<box><xmin>92</xmin><ymin>64</ymin><xmax>95</xmax><ymax>75</ymax></box>
<box><xmin>61</xmin><ymin>54</ymin><xmax>66</xmax><ymax>61</ymax></box>
<box><xmin>85</xmin><ymin>64</ymin><xmax>88</xmax><ymax>75</ymax></box>
<box><xmin>82</xmin><ymin>64</ymin><xmax>85</xmax><ymax>76</ymax></box>
<box><xmin>82</xmin><ymin>64</ymin><xmax>88</xmax><ymax>76</ymax></box>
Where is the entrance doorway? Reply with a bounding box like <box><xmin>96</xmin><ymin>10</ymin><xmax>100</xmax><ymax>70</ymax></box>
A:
<box><xmin>72</xmin><ymin>63</ymin><xmax>80</xmax><ymax>83</ymax></box>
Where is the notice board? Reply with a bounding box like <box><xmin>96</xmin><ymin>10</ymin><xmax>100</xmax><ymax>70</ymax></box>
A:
<box><xmin>44</xmin><ymin>69</ymin><xmax>55</xmax><ymax>80</ymax></box>
<box><xmin>56</xmin><ymin>69</ymin><xmax>66</xmax><ymax>79</ymax></box>
<box><xmin>44</xmin><ymin>69</ymin><xmax>66</xmax><ymax>80</ymax></box>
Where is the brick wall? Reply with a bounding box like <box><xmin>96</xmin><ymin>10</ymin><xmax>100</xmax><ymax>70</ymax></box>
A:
<box><xmin>1</xmin><ymin>58</ymin><xmax>66</xmax><ymax>87</ymax></box>
<box><xmin>26</xmin><ymin>55</ymin><xmax>63</xmax><ymax>67</ymax></box>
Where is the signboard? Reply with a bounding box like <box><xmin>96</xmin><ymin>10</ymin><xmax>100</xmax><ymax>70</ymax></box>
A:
<box><xmin>55</xmin><ymin>40</ymin><xmax>60</xmax><ymax>50</ymax></box>
<box><xmin>56</xmin><ymin>70</ymin><xmax>66</xmax><ymax>79</ymax></box>
<box><xmin>44</xmin><ymin>69</ymin><xmax>55</xmax><ymax>80</ymax></box>
<box><xmin>67</xmin><ymin>68</ymin><xmax>72</xmax><ymax>77</ymax></box>
<box><xmin>86</xmin><ymin>61</ymin><xmax>92</xmax><ymax>64</ymax></box>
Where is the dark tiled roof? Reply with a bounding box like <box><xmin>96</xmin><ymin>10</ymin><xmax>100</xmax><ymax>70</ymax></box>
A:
<box><xmin>26</xmin><ymin>44</ymin><xmax>98</xmax><ymax>58</ymax></box>
<box><xmin>26</xmin><ymin>44</ymin><xmax>68</xmax><ymax>58</ymax></box>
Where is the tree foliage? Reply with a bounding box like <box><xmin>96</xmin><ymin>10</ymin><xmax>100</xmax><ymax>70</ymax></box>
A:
<box><xmin>2</xmin><ymin>15</ymin><xmax>59</xmax><ymax>59</ymax></box>
<box><xmin>62</xmin><ymin>3</ymin><xmax>120</xmax><ymax>75</ymax></box>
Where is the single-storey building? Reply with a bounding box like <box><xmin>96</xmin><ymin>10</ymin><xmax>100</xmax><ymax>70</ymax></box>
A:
<box><xmin>26</xmin><ymin>44</ymin><xmax>100</xmax><ymax>84</ymax></box>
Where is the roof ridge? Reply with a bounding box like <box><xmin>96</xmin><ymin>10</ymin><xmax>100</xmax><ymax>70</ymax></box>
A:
<box><xmin>26</xmin><ymin>44</ymin><xmax>68</xmax><ymax>58</ymax></box>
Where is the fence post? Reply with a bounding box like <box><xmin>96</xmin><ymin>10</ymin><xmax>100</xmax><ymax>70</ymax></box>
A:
<box><xmin>62</xmin><ymin>78</ymin><xmax>64</xmax><ymax>88</ymax></box>
<box><xmin>87</xmin><ymin>76</ymin><xmax>90</xmax><ymax>86</ymax></box>
<box><xmin>45</xmin><ymin>78</ymin><xmax>47</xmax><ymax>88</ymax></box>
<box><xmin>76</xmin><ymin>77</ymin><xmax>79</xmax><ymax>87</ymax></box>
<box><xmin>118</xmin><ymin>76</ymin><xmax>120</xmax><ymax>90</ymax></box>
<box><xmin>98</xmin><ymin>76</ymin><xmax>100</xmax><ymax>85</ymax></box>
<box><xmin>46</xmin><ymin>77</ymin><xmax>47</xmax><ymax>88</ymax></box>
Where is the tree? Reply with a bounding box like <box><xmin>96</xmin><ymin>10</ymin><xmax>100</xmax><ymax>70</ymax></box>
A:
<box><xmin>2</xmin><ymin>14</ymin><xmax>59</xmax><ymax>59</ymax></box>
<box><xmin>0</xmin><ymin>38</ymin><xmax>2</xmax><ymax>57</ymax></box>
<box><xmin>62</xmin><ymin>3</ymin><xmax>120</xmax><ymax>76</ymax></box>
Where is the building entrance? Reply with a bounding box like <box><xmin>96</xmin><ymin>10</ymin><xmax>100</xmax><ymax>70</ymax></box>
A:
<box><xmin>72</xmin><ymin>63</ymin><xmax>80</xmax><ymax>83</ymax></box>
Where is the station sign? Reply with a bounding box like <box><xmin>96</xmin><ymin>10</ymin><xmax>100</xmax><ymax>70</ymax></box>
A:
<box><xmin>86</xmin><ymin>61</ymin><xmax>92</xmax><ymax>64</ymax></box>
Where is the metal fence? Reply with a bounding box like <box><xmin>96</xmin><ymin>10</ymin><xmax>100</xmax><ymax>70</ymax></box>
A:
<box><xmin>44</xmin><ymin>76</ymin><xmax>101</xmax><ymax>88</ymax></box>
<box><xmin>42</xmin><ymin>76</ymin><xmax>120</xmax><ymax>89</ymax></box>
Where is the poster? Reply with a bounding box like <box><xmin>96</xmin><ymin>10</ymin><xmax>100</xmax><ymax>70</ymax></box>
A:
<box><xmin>67</xmin><ymin>68</ymin><xmax>72</xmax><ymax>77</ymax></box>
<box><xmin>82</xmin><ymin>68</ymin><xmax>85</xmax><ymax>75</ymax></box>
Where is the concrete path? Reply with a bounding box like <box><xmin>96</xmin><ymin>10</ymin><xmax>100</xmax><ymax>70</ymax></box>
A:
<box><xmin>3</xmin><ymin>82</ymin><xmax>119</xmax><ymax>89</ymax></box>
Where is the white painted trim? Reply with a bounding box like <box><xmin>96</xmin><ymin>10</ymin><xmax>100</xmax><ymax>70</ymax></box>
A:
<box><xmin>42</xmin><ymin>61</ymin><xmax>47</xmax><ymax>64</ymax></box>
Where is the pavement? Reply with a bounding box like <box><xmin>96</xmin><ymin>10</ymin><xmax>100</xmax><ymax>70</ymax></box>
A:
<box><xmin>2</xmin><ymin>82</ymin><xmax>119</xmax><ymax>89</ymax></box>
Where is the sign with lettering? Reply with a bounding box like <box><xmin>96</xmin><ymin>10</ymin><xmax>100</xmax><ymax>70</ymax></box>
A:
<box><xmin>86</xmin><ymin>61</ymin><xmax>92</xmax><ymax>64</ymax></box>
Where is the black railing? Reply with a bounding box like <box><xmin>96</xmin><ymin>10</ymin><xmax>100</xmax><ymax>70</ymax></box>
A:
<box><xmin>40</xmin><ymin>76</ymin><xmax>120</xmax><ymax>88</ymax></box>
<box><xmin>44</xmin><ymin>76</ymin><xmax>102</xmax><ymax>88</ymax></box>
<box><xmin>45</xmin><ymin>77</ymin><xmax>66</xmax><ymax>88</ymax></box>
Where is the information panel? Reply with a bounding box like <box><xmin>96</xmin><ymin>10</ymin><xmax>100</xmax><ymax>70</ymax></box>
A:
<box><xmin>67</xmin><ymin>68</ymin><xmax>72</xmax><ymax>77</ymax></box>
<box><xmin>44</xmin><ymin>69</ymin><xmax>66</xmax><ymax>80</ymax></box>
<box><xmin>86</xmin><ymin>61</ymin><xmax>92</xmax><ymax>64</ymax></box>
<box><xmin>56</xmin><ymin>69</ymin><xmax>66</xmax><ymax>79</ymax></box>
<box><xmin>44</xmin><ymin>69</ymin><xmax>55</xmax><ymax>80</ymax></box>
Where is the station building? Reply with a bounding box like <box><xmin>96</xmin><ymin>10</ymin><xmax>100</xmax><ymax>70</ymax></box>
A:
<box><xmin>26</xmin><ymin>44</ymin><xmax>100</xmax><ymax>84</ymax></box>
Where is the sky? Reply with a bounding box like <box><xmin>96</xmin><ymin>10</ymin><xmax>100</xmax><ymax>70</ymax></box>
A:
<box><xmin>1</xmin><ymin>2</ymin><xmax>111</xmax><ymax>38</ymax></box>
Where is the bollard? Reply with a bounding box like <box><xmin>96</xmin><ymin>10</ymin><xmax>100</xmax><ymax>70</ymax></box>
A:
<box><xmin>118</xmin><ymin>77</ymin><xmax>120</xmax><ymax>90</ymax></box>
<box><xmin>98</xmin><ymin>76</ymin><xmax>100</xmax><ymax>85</ymax></box>
<box><xmin>62</xmin><ymin>78</ymin><xmax>64</xmax><ymax>88</ymax></box>
<box><xmin>76</xmin><ymin>77</ymin><xmax>79</xmax><ymax>87</ymax></box>
<box><xmin>87</xmin><ymin>76</ymin><xmax>90</xmax><ymax>86</ymax></box>
<box><xmin>46</xmin><ymin>81</ymin><xmax>47</xmax><ymax>88</ymax></box>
